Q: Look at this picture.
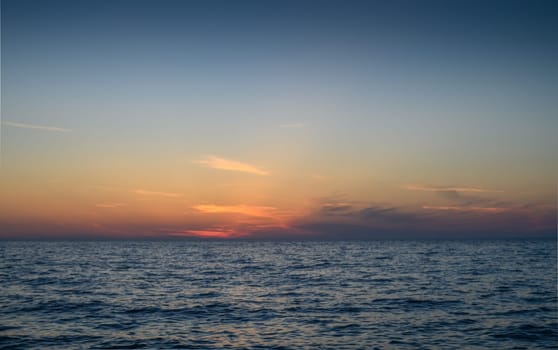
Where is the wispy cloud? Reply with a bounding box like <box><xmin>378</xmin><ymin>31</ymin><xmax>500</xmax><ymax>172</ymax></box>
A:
<box><xmin>319</xmin><ymin>203</ymin><xmax>354</xmax><ymax>215</ymax></box>
<box><xmin>133</xmin><ymin>189</ymin><xmax>182</xmax><ymax>198</ymax></box>
<box><xmin>403</xmin><ymin>184</ymin><xmax>502</xmax><ymax>193</ymax></box>
<box><xmin>279</xmin><ymin>122</ymin><xmax>305</xmax><ymax>128</ymax></box>
<box><xmin>193</xmin><ymin>204</ymin><xmax>277</xmax><ymax>217</ymax></box>
<box><xmin>95</xmin><ymin>203</ymin><xmax>127</xmax><ymax>208</ymax></box>
<box><xmin>1</xmin><ymin>120</ymin><xmax>71</xmax><ymax>132</ymax></box>
<box><xmin>422</xmin><ymin>205</ymin><xmax>508</xmax><ymax>213</ymax></box>
<box><xmin>311</xmin><ymin>197</ymin><xmax>423</xmax><ymax>224</ymax></box>
<box><xmin>358</xmin><ymin>206</ymin><xmax>421</xmax><ymax>223</ymax></box>
<box><xmin>194</xmin><ymin>156</ymin><xmax>269</xmax><ymax>176</ymax></box>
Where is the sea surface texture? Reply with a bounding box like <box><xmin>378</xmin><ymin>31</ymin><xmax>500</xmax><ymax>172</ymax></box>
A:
<box><xmin>0</xmin><ymin>240</ymin><xmax>556</xmax><ymax>349</ymax></box>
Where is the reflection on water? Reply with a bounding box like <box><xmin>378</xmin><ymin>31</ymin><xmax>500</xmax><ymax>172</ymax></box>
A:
<box><xmin>0</xmin><ymin>240</ymin><xmax>556</xmax><ymax>349</ymax></box>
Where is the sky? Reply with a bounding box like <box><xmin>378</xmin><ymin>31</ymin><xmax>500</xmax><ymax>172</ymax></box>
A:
<box><xmin>0</xmin><ymin>0</ymin><xmax>556</xmax><ymax>239</ymax></box>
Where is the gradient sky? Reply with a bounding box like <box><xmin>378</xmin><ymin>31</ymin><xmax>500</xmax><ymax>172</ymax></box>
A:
<box><xmin>1</xmin><ymin>0</ymin><xmax>556</xmax><ymax>239</ymax></box>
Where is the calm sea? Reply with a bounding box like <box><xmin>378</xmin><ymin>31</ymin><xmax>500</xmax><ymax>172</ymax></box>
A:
<box><xmin>0</xmin><ymin>240</ymin><xmax>556</xmax><ymax>349</ymax></box>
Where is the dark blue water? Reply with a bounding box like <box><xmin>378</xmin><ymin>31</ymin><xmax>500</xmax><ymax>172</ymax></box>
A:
<box><xmin>0</xmin><ymin>240</ymin><xmax>556</xmax><ymax>349</ymax></box>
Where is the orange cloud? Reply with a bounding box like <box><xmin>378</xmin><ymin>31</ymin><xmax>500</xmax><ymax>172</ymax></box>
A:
<box><xmin>95</xmin><ymin>203</ymin><xmax>126</xmax><ymax>208</ymax></box>
<box><xmin>193</xmin><ymin>204</ymin><xmax>277</xmax><ymax>217</ymax></box>
<box><xmin>194</xmin><ymin>156</ymin><xmax>269</xmax><ymax>175</ymax></box>
<box><xmin>403</xmin><ymin>184</ymin><xmax>502</xmax><ymax>193</ymax></box>
<box><xmin>133</xmin><ymin>189</ymin><xmax>182</xmax><ymax>197</ymax></box>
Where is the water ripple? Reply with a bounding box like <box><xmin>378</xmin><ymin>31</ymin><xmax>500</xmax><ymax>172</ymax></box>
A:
<box><xmin>0</xmin><ymin>240</ymin><xmax>556</xmax><ymax>349</ymax></box>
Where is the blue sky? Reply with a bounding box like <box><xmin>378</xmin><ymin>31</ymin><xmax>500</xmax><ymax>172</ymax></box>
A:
<box><xmin>1</xmin><ymin>0</ymin><xmax>556</xmax><ymax>238</ymax></box>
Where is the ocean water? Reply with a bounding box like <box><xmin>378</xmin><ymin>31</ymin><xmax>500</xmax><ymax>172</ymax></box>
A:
<box><xmin>0</xmin><ymin>240</ymin><xmax>556</xmax><ymax>349</ymax></box>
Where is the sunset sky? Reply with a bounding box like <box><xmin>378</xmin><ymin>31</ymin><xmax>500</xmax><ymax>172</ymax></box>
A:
<box><xmin>1</xmin><ymin>0</ymin><xmax>556</xmax><ymax>239</ymax></box>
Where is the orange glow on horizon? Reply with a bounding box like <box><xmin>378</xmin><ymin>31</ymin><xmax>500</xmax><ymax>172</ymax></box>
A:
<box><xmin>176</xmin><ymin>229</ymin><xmax>238</xmax><ymax>239</ymax></box>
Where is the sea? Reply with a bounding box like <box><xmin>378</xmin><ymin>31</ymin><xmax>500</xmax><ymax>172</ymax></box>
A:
<box><xmin>0</xmin><ymin>240</ymin><xmax>556</xmax><ymax>349</ymax></box>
